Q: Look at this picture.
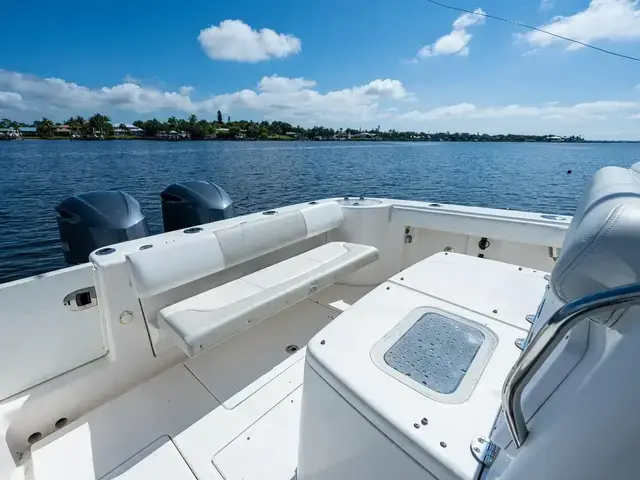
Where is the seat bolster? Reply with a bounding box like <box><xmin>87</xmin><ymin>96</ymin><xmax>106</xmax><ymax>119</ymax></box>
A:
<box><xmin>551</xmin><ymin>166</ymin><xmax>640</xmax><ymax>303</ymax></box>
<box><xmin>158</xmin><ymin>242</ymin><xmax>378</xmax><ymax>357</ymax></box>
<box><xmin>126</xmin><ymin>235</ymin><xmax>226</xmax><ymax>298</ymax></box>
<box><xmin>301</xmin><ymin>202</ymin><xmax>344</xmax><ymax>238</ymax></box>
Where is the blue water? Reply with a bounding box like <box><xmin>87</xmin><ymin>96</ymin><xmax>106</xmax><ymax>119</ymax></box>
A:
<box><xmin>1</xmin><ymin>140</ymin><xmax>638</xmax><ymax>284</ymax></box>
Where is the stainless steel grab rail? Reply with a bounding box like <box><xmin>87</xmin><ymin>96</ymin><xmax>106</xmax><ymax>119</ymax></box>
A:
<box><xmin>502</xmin><ymin>282</ymin><xmax>640</xmax><ymax>448</ymax></box>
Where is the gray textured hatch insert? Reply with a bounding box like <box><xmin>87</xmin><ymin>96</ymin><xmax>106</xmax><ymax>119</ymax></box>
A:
<box><xmin>384</xmin><ymin>312</ymin><xmax>484</xmax><ymax>394</ymax></box>
<box><xmin>372</xmin><ymin>307</ymin><xmax>497</xmax><ymax>403</ymax></box>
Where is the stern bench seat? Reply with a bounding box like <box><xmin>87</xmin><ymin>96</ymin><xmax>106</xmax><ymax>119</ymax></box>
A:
<box><xmin>158</xmin><ymin>242</ymin><xmax>379</xmax><ymax>357</ymax></box>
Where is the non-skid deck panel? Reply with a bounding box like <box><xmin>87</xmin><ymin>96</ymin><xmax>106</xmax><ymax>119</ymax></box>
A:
<box><xmin>308</xmin><ymin>284</ymin><xmax>376</xmax><ymax>312</ymax></box>
<box><xmin>185</xmin><ymin>299</ymin><xmax>336</xmax><ymax>409</ymax></box>
<box><xmin>28</xmin><ymin>358</ymin><xmax>306</xmax><ymax>480</ymax></box>
<box><xmin>213</xmin><ymin>388</ymin><xmax>303</xmax><ymax>480</ymax></box>
<box><xmin>389</xmin><ymin>252</ymin><xmax>548</xmax><ymax>332</ymax></box>
<box><xmin>30</xmin><ymin>366</ymin><xmax>218</xmax><ymax>480</ymax></box>
<box><xmin>101</xmin><ymin>436</ymin><xmax>195</xmax><ymax>480</ymax></box>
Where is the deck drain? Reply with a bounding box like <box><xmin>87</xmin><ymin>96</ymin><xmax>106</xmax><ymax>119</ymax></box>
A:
<box><xmin>285</xmin><ymin>344</ymin><xmax>299</xmax><ymax>354</ymax></box>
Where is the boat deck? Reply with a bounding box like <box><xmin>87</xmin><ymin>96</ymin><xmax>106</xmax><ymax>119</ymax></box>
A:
<box><xmin>28</xmin><ymin>285</ymin><xmax>375</xmax><ymax>480</ymax></box>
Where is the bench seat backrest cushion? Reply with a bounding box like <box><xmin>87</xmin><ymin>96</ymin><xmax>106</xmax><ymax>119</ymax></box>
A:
<box><xmin>126</xmin><ymin>202</ymin><xmax>344</xmax><ymax>298</ymax></box>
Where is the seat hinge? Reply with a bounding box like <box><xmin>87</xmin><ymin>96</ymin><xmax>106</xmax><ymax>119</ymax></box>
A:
<box><xmin>471</xmin><ymin>436</ymin><xmax>500</xmax><ymax>468</ymax></box>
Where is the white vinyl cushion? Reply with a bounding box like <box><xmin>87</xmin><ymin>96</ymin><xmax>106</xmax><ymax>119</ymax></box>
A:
<box><xmin>215</xmin><ymin>211</ymin><xmax>307</xmax><ymax>267</ymax></box>
<box><xmin>300</xmin><ymin>202</ymin><xmax>343</xmax><ymax>238</ymax></box>
<box><xmin>551</xmin><ymin>165</ymin><xmax>640</xmax><ymax>303</ymax></box>
<box><xmin>126</xmin><ymin>202</ymin><xmax>344</xmax><ymax>298</ymax></box>
<box><xmin>126</xmin><ymin>235</ymin><xmax>226</xmax><ymax>298</ymax></box>
<box><xmin>158</xmin><ymin>242</ymin><xmax>378</xmax><ymax>357</ymax></box>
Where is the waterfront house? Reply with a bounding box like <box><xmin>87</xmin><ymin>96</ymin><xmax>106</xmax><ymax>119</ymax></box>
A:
<box><xmin>19</xmin><ymin>127</ymin><xmax>37</xmax><ymax>137</ymax></box>
<box><xmin>113</xmin><ymin>123</ymin><xmax>145</xmax><ymax>136</ymax></box>
<box><xmin>55</xmin><ymin>125</ymin><xmax>72</xmax><ymax>136</ymax></box>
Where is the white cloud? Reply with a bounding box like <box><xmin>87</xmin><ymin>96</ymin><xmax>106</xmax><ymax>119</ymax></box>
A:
<box><xmin>211</xmin><ymin>77</ymin><xmax>412</xmax><ymax>123</ymax></box>
<box><xmin>0</xmin><ymin>69</ymin><xmax>410</xmax><ymax>124</ymax></box>
<box><xmin>400</xmin><ymin>100</ymin><xmax>639</xmax><ymax>121</ymax></box>
<box><xmin>631</xmin><ymin>113</ymin><xmax>640</xmax><ymax>118</ymax></box>
<box><xmin>0</xmin><ymin>91</ymin><xmax>25</xmax><ymax>111</ymax></box>
<box><xmin>258</xmin><ymin>75</ymin><xmax>316</xmax><ymax>92</ymax></box>
<box><xmin>417</xmin><ymin>8</ymin><xmax>485</xmax><ymax>58</ymax></box>
<box><xmin>525</xmin><ymin>0</ymin><xmax>640</xmax><ymax>51</ymax></box>
<box><xmin>198</xmin><ymin>19</ymin><xmax>301</xmax><ymax>62</ymax></box>
<box><xmin>0</xmin><ymin>69</ymin><xmax>195</xmax><ymax>113</ymax></box>
<box><xmin>122</xmin><ymin>74</ymin><xmax>141</xmax><ymax>84</ymax></box>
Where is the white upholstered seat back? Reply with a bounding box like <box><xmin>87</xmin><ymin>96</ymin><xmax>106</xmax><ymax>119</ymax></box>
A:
<box><xmin>550</xmin><ymin>164</ymin><xmax>640</xmax><ymax>304</ymax></box>
<box><xmin>126</xmin><ymin>202</ymin><xmax>344</xmax><ymax>297</ymax></box>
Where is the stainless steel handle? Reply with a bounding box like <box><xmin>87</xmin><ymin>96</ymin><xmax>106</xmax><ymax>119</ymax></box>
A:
<box><xmin>502</xmin><ymin>282</ymin><xmax>640</xmax><ymax>448</ymax></box>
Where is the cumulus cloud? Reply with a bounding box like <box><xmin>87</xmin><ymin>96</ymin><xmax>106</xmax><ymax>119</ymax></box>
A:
<box><xmin>211</xmin><ymin>77</ymin><xmax>412</xmax><ymax>123</ymax></box>
<box><xmin>258</xmin><ymin>75</ymin><xmax>316</xmax><ymax>92</ymax></box>
<box><xmin>0</xmin><ymin>91</ymin><xmax>25</xmax><ymax>111</ymax></box>
<box><xmin>0</xmin><ymin>69</ymin><xmax>195</xmax><ymax>113</ymax></box>
<box><xmin>417</xmin><ymin>8</ymin><xmax>486</xmax><ymax>58</ymax></box>
<box><xmin>198</xmin><ymin>19</ymin><xmax>301</xmax><ymax>62</ymax></box>
<box><xmin>0</xmin><ymin>69</ymin><xmax>410</xmax><ymax>124</ymax></box>
<box><xmin>400</xmin><ymin>100</ymin><xmax>639</xmax><ymax>121</ymax></box>
<box><xmin>525</xmin><ymin>0</ymin><xmax>640</xmax><ymax>51</ymax></box>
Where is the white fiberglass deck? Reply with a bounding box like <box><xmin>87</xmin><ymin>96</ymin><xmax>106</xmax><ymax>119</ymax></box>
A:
<box><xmin>24</xmin><ymin>252</ymin><xmax>545</xmax><ymax>480</ymax></box>
<box><xmin>25</xmin><ymin>284</ymin><xmax>374</xmax><ymax>480</ymax></box>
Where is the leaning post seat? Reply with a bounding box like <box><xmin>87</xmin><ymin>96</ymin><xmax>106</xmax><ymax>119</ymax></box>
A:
<box><xmin>529</xmin><ymin>163</ymin><xmax>640</xmax><ymax>334</ymax></box>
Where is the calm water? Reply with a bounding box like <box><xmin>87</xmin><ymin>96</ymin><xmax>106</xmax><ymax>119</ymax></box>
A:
<box><xmin>1</xmin><ymin>140</ymin><xmax>638</xmax><ymax>284</ymax></box>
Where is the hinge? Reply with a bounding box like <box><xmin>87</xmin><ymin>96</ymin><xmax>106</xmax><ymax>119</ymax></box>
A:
<box><xmin>471</xmin><ymin>436</ymin><xmax>500</xmax><ymax>468</ymax></box>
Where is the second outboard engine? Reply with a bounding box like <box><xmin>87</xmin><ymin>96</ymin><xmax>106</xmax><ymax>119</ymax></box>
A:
<box><xmin>56</xmin><ymin>191</ymin><xmax>149</xmax><ymax>265</ymax></box>
<box><xmin>161</xmin><ymin>180</ymin><xmax>234</xmax><ymax>232</ymax></box>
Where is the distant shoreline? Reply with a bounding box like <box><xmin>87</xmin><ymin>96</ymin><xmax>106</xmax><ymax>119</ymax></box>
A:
<box><xmin>12</xmin><ymin>137</ymin><xmax>639</xmax><ymax>144</ymax></box>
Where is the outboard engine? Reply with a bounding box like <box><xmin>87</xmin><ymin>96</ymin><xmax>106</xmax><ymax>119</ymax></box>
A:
<box><xmin>56</xmin><ymin>191</ymin><xmax>149</xmax><ymax>265</ymax></box>
<box><xmin>161</xmin><ymin>180</ymin><xmax>234</xmax><ymax>232</ymax></box>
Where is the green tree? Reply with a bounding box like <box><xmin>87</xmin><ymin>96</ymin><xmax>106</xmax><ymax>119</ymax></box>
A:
<box><xmin>188</xmin><ymin>114</ymin><xmax>198</xmax><ymax>125</ymax></box>
<box><xmin>167</xmin><ymin>116</ymin><xmax>178</xmax><ymax>130</ymax></box>
<box><xmin>34</xmin><ymin>117</ymin><xmax>55</xmax><ymax>137</ymax></box>
<box><xmin>87</xmin><ymin>113</ymin><xmax>111</xmax><ymax>137</ymax></box>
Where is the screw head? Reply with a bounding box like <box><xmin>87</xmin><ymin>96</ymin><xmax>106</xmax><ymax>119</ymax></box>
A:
<box><xmin>473</xmin><ymin>446</ymin><xmax>481</xmax><ymax>453</ymax></box>
<box><xmin>320</xmin><ymin>340</ymin><xmax>326</xmax><ymax>345</ymax></box>
<box><xmin>493</xmin><ymin>309</ymin><xmax>498</xmax><ymax>314</ymax></box>
<box><xmin>421</xmin><ymin>418</ymin><xmax>428</xmax><ymax>425</ymax></box>
<box><xmin>477</xmin><ymin>437</ymin><xmax>485</xmax><ymax>444</ymax></box>
<box><xmin>440</xmin><ymin>441</ymin><xmax>447</xmax><ymax>448</ymax></box>
<box><xmin>413</xmin><ymin>423</ymin><xmax>420</xmax><ymax>429</ymax></box>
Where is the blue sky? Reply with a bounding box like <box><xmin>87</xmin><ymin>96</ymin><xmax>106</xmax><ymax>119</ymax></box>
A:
<box><xmin>1</xmin><ymin>0</ymin><xmax>639</xmax><ymax>139</ymax></box>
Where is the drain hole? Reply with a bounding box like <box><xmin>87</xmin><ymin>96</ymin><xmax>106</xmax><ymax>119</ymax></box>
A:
<box><xmin>27</xmin><ymin>432</ymin><xmax>42</xmax><ymax>444</ymax></box>
<box><xmin>285</xmin><ymin>344</ymin><xmax>299</xmax><ymax>354</ymax></box>
<box><xmin>55</xmin><ymin>418</ymin><xmax>68</xmax><ymax>429</ymax></box>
